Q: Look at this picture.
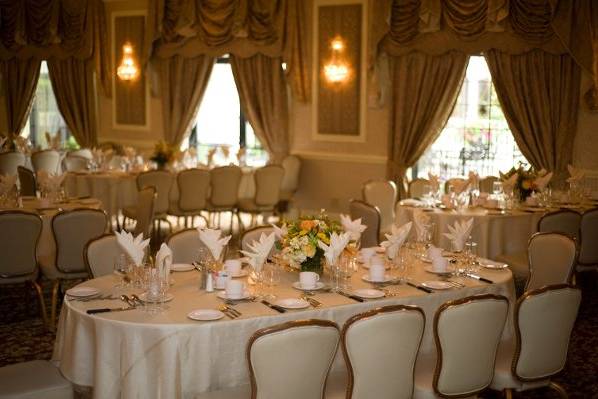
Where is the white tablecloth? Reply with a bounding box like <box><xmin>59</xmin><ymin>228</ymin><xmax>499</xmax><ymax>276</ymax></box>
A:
<box><xmin>53</xmin><ymin>255</ymin><xmax>515</xmax><ymax>399</ymax></box>
<box><xmin>396</xmin><ymin>205</ymin><xmax>545</xmax><ymax>259</ymax></box>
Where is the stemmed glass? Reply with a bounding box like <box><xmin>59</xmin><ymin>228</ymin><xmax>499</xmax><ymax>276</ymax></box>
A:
<box><xmin>464</xmin><ymin>238</ymin><xmax>478</xmax><ymax>274</ymax></box>
<box><xmin>262</xmin><ymin>262</ymin><xmax>279</xmax><ymax>299</ymax></box>
<box><xmin>113</xmin><ymin>254</ymin><xmax>130</xmax><ymax>289</ymax></box>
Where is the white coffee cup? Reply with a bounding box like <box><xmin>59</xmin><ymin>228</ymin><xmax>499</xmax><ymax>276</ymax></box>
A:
<box><xmin>369</xmin><ymin>264</ymin><xmax>386</xmax><ymax>282</ymax></box>
<box><xmin>369</xmin><ymin>255</ymin><xmax>385</xmax><ymax>267</ymax></box>
<box><xmin>224</xmin><ymin>259</ymin><xmax>242</xmax><ymax>276</ymax></box>
<box><xmin>432</xmin><ymin>256</ymin><xmax>448</xmax><ymax>272</ymax></box>
<box><xmin>215</xmin><ymin>271</ymin><xmax>230</xmax><ymax>290</ymax></box>
<box><xmin>225</xmin><ymin>280</ymin><xmax>245</xmax><ymax>299</ymax></box>
<box><xmin>299</xmin><ymin>271</ymin><xmax>320</xmax><ymax>289</ymax></box>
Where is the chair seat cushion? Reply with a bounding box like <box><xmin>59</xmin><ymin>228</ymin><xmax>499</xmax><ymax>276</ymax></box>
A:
<box><xmin>0</xmin><ymin>269</ymin><xmax>38</xmax><ymax>284</ymax></box>
<box><xmin>193</xmin><ymin>384</ymin><xmax>250</xmax><ymax>399</ymax></box>
<box><xmin>40</xmin><ymin>263</ymin><xmax>88</xmax><ymax>280</ymax></box>
<box><xmin>490</xmin><ymin>339</ymin><xmax>548</xmax><ymax>393</ymax></box>
<box><xmin>0</xmin><ymin>360</ymin><xmax>73</xmax><ymax>399</ymax></box>
<box><xmin>237</xmin><ymin>198</ymin><xmax>273</xmax><ymax>213</ymax></box>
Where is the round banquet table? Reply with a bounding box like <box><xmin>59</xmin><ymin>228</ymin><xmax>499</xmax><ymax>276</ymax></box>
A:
<box><xmin>53</xmin><ymin>253</ymin><xmax>516</xmax><ymax>399</ymax></box>
<box><xmin>1</xmin><ymin>197</ymin><xmax>102</xmax><ymax>269</ymax></box>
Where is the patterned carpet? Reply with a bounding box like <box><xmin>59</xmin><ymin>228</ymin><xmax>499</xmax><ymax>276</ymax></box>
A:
<box><xmin>1</xmin><ymin>272</ymin><xmax>596</xmax><ymax>398</ymax></box>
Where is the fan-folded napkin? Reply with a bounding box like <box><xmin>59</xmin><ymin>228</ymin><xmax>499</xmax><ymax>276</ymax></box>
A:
<box><xmin>380</xmin><ymin>222</ymin><xmax>412</xmax><ymax>260</ymax></box>
<box><xmin>534</xmin><ymin>171</ymin><xmax>553</xmax><ymax>190</ymax></box>
<box><xmin>428</xmin><ymin>173</ymin><xmax>440</xmax><ymax>192</ymax></box>
<box><xmin>318</xmin><ymin>232</ymin><xmax>351</xmax><ymax>266</ymax></box>
<box><xmin>115</xmin><ymin>231</ymin><xmax>149</xmax><ymax>266</ymax></box>
<box><xmin>240</xmin><ymin>232</ymin><xmax>276</xmax><ymax>272</ymax></box>
<box><xmin>567</xmin><ymin>165</ymin><xmax>584</xmax><ymax>183</ymax></box>
<box><xmin>197</xmin><ymin>227</ymin><xmax>231</xmax><ymax>261</ymax></box>
<box><xmin>443</xmin><ymin>218</ymin><xmax>473</xmax><ymax>251</ymax></box>
<box><xmin>270</xmin><ymin>223</ymin><xmax>288</xmax><ymax>239</ymax></box>
<box><xmin>155</xmin><ymin>243</ymin><xmax>173</xmax><ymax>284</ymax></box>
<box><xmin>207</xmin><ymin>148</ymin><xmax>217</xmax><ymax>166</ymax></box>
<box><xmin>339</xmin><ymin>214</ymin><xmax>367</xmax><ymax>241</ymax></box>
<box><xmin>500</xmin><ymin>172</ymin><xmax>518</xmax><ymax>193</ymax></box>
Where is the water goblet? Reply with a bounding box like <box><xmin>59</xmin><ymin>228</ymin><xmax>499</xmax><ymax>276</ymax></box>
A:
<box><xmin>113</xmin><ymin>254</ymin><xmax>130</xmax><ymax>288</ymax></box>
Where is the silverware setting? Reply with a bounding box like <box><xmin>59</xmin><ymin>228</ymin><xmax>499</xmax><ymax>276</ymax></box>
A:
<box><xmin>69</xmin><ymin>294</ymin><xmax>118</xmax><ymax>302</ymax></box>
<box><xmin>301</xmin><ymin>295</ymin><xmax>322</xmax><ymax>308</ymax></box>
<box><xmin>219</xmin><ymin>304</ymin><xmax>241</xmax><ymax>319</ymax></box>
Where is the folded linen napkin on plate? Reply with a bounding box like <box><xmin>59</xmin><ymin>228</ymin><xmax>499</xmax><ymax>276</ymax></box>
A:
<box><xmin>155</xmin><ymin>243</ymin><xmax>173</xmax><ymax>284</ymax></box>
<box><xmin>413</xmin><ymin>209</ymin><xmax>431</xmax><ymax>241</ymax></box>
<box><xmin>380</xmin><ymin>221</ymin><xmax>412</xmax><ymax>260</ymax></box>
<box><xmin>318</xmin><ymin>232</ymin><xmax>351</xmax><ymax>265</ymax></box>
<box><xmin>534</xmin><ymin>171</ymin><xmax>553</xmax><ymax>190</ymax></box>
<box><xmin>197</xmin><ymin>227</ymin><xmax>231</xmax><ymax>261</ymax></box>
<box><xmin>240</xmin><ymin>232</ymin><xmax>276</xmax><ymax>272</ymax></box>
<box><xmin>443</xmin><ymin>218</ymin><xmax>474</xmax><ymax>252</ymax></box>
<box><xmin>0</xmin><ymin>174</ymin><xmax>17</xmax><ymax>195</ymax></box>
<box><xmin>428</xmin><ymin>173</ymin><xmax>440</xmax><ymax>192</ymax></box>
<box><xmin>567</xmin><ymin>164</ymin><xmax>585</xmax><ymax>183</ymax></box>
<box><xmin>115</xmin><ymin>231</ymin><xmax>149</xmax><ymax>266</ymax></box>
<box><xmin>500</xmin><ymin>172</ymin><xmax>518</xmax><ymax>194</ymax></box>
<box><xmin>339</xmin><ymin>214</ymin><xmax>367</xmax><ymax>241</ymax></box>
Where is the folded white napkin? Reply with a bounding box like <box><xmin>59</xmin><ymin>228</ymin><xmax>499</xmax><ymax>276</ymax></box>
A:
<box><xmin>534</xmin><ymin>171</ymin><xmax>553</xmax><ymax>190</ymax></box>
<box><xmin>0</xmin><ymin>174</ymin><xmax>17</xmax><ymax>195</ymax></box>
<box><xmin>413</xmin><ymin>209</ymin><xmax>431</xmax><ymax>241</ymax></box>
<box><xmin>36</xmin><ymin>171</ymin><xmax>66</xmax><ymax>192</ymax></box>
<box><xmin>339</xmin><ymin>214</ymin><xmax>367</xmax><ymax>241</ymax></box>
<box><xmin>380</xmin><ymin>221</ymin><xmax>412</xmax><ymax>260</ymax></box>
<box><xmin>115</xmin><ymin>231</ymin><xmax>150</xmax><ymax>266</ymax></box>
<box><xmin>443</xmin><ymin>218</ymin><xmax>474</xmax><ymax>252</ymax></box>
<box><xmin>428</xmin><ymin>172</ymin><xmax>440</xmax><ymax>192</ymax></box>
<box><xmin>197</xmin><ymin>227</ymin><xmax>231</xmax><ymax>261</ymax></box>
<box><xmin>501</xmin><ymin>172</ymin><xmax>518</xmax><ymax>193</ymax></box>
<box><xmin>207</xmin><ymin>148</ymin><xmax>217</xmax><ymax>166</ymax></box>
<box><xmin>155</xmin><ymin>243</ymin><xmax>173</xmax><ymax>284</ymax></box>
<box><xmin>451</xmin><ymin>179</ymin><xmax>470</xmax><ymax>194</ymax></box>
<box><xmin>240</xmin><ymin>232</ymin><xmax>276</xmax><ymax>272</ymax></box>
<box><xmin>270</xmin><ymin>222</ymin><xmax>288</xmax><ymax>239</ymax></box>
<box><xmin>318</xmin><ymin>232</ymin><xmax>351</xmax><ymax>266</ymax></box>
<box><xmin>567</xmin><ymin>164</ymin><xmax>584</xmax><ymax>183</ymax></box>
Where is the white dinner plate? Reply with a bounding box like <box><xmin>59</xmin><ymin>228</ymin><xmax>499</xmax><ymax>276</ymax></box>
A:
<box><xmin>172</xmin><ymin>263</ymin><xmax>195</xmax><ymax>272</ymax></box>
<box><xmin>274</xmin><ymin>298</ymin><xmax>310</xmax><ymax>309</ymax></box>
<box><xmin>66</xmin><ymin>287</ymin><xmax>100</xmax><ymax>298</ymax></box>
<box><xmin>291</xmin><ymin>281</ymin><xmax>326</xmax><ymax>291</ymax></box>
<box><xmin>216</xmin><ymin>291</ymin><xmax>252</xmax><ymax>300</ymax></box>
<box><xmin>361</xmin><ymin>274</ymin><xmax>394</xmax><ymax>283</ymax></box>
<box><xmin>352</xmin><ymin>288</ymin><xmax>385</xmax><ymax>299</ymax></box>
<box><xmin>424</xmin><ymin>265</ymin><xmax>455</xmax><ymax>275</ymax></box>
<box><xmin>138</xmin><ymin>292</ymin><xmax>175</xmax><ymax>303</ymax></box>
<box><xmin>187</xmin><ymin>309</ymin><xmax>224</xmax><ymax>321</ymax></box>
<box><xmin>230</xmin><ymin>269</ymin><xmax>249</xmax><ymax>278</ymax></box>
<box><xmin>421</xmin><ymin>281</ymin><xmax>454</xmax><ymax>290</ymax></box>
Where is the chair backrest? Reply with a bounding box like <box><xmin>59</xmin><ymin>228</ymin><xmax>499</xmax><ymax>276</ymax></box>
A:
<box><xmin>241</xmin><ymin>226</ymin><xmax>276</xmax><ymax>252</ymax></box>
<box><xmin>17</xmin><ymin>166</ymin><xmax>36</xmax><ymax>196</ymax></box>
<box><xmin>526</xmin><ymin>232</ymin><xmax>576</xmax><ymax>292</ymax></box>
<box><xmin>63</xmin><ymin>155</ymin><xmax>89</xmax><ymax>172</ymax></box>
<box><xmin>0</xmin><ymin>152</ymin><xmax>25</xmax><ymax>176</ymax></box>
<box><xmin>136</xmin><ymin>170</ymin><xmax>174</xmax><ymax>214</ymax></box>
<box><xmin>342</xmin><ymin>305</ymin><xmax>425</xmax><ymax>399</ymax></box>
<box><xmin>31</xmin><ymin>150</ymin><xmax>61</xmax><ymax>174</ymax></box>
<box><xmin>0</xmin><ymin>211</ymin><xmax>42</xmax><ymax>277</ymax></box>
<box><xmin>513</xmin><ymin>284</ymin><xmax>581</xmax><ymax>381</ymax></box>
<box><xmin>280</xmin><ymin>155</ymin><xmax>301</xmax><ymax>194</ymax></box>
<box><xmin>362</xmin><ymin>180</ymin><xmax>396</xmax><ymax>232</ymax></box>
<box><xmin>537</xmin><ymin>210</ymin><xmax>581</xmax><ymax>240</ymax></box>
<box><xmin>434</xmin><ymin>294</ymin><xmax>509</xmax><ymax>398</ymax></box>
<box><xmin>133</xmin><ymin>187</ymin><xmax>156</xmax><ymax>239</ymax></box>
<box><xmin>84</xmin><ymin>234</ymin><xmax>125</xmax><ymax>278</ymax></box>
<box><xmin>69</xmin><ymin>148</ymin><xmax>93</xmax><ymax>160</ymax></box>
<box><xmin>254</xmin><ymin>165</ymin><xmax>284</xmax><ymax>206</ymax></box>
<box><xmin>349</xmin><ymin>199</ymin><xmax>380</xmax><ymax>247</ymax></box>
<box><xmin>177</xmin><ymin>168</ymin><xmax>210</xmax><ymax>211</ymax></box>
<box><xmin>579</xmin><ymin>208</ymin><xmax>598</xmax><ymax>265</ymax></box>
<box><xmin>408</xmin><ymin>178</ymin><xmax>430</xmax><ymax>199</ymax></box>
<box><xmin>52</xmin><ymin>209</ymin><xmax>107</xmax><ymax>274</ymax></box>
<box><xmin>444</xmin><ymin>177</ymin><xmax>467</xmax><ymax>194</ymax></box>
<box><xmin>166</xmin><ymin>228</ymin><xmax>209</xmax><ymax>264</ymax></box>
<box><xmin>209</xmin><ymin>165</ymin><xmax>242</xmax><ymax>207</ymax></box>
<box><xmin>479</xmin><ymin>176</ymin><xmax>498</xmax><ymax>193</ymax></box>
<box><xmin>248</xmin><ymin>320</ymin><xmax>340</xmax><ymax>399</ymax></box>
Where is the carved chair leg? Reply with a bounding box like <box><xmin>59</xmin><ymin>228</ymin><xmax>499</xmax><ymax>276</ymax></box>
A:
<box><xmin>549</xmin><ymin>382</ymin><xmax>568</xmax><ymax>399</ymax></box>
<box><xmin>30</xmin><ymin>279</ymin><xmax>48</xmax><ymax>326</ymax></box>
<box><xmin>50</xmin><ymin>279</ymin><xmax>61</xmax><ymax>330</ymax></box>
<box><xmin>504</xmin><ymin>388</ymin><xmax>513</xmax><ymax>399</ymax></box>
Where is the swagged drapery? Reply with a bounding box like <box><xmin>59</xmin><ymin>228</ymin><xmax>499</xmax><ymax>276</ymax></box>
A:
<box><xmin>374</xmin><ymin>0</ymin><xmax>591</xmax><ymax>191</ymax></box>
<box><xmin>147</xmin><ymin>0</ymin><xmax>308</xmax><ymax>155</ymax></box>
<box><xmin>0</xmin><ymin>0</ymin><xmax>110</xmax><ymax>145</ymax></box>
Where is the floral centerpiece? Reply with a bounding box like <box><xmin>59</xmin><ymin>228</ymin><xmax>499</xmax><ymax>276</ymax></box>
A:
<box><xmin>150</xmin><ymin>140</ymin><xmax>174</xmax><ymax>169</ymax></box>
<box><xmin>501</xmin><ymin>163</ymin><xmax>544</xmax><ymax>201</ymax></box>
<box><xmin>277</xmin><ymin>212</ymin><xmax>342</xmax><ymax>273</ymax></box>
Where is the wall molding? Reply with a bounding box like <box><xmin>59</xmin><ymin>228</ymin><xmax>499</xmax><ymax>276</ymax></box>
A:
<box><xmin>292</xmin><ymin>150</ymin><xmax>387</xmax><ymax>164</ymax></box>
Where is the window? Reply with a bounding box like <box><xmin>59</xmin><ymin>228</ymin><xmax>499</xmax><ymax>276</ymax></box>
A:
<box><xmin>187</xmin><ymin>56</ymin><xmax>268</xmax><ymax>166</ymax></box>
<box><xmin>22</xmin><ymin>61</ymin><xmax>76</xmax><ymax>149</ymax></box>
<box><xmin>414</xmin><ymin>56</ymin><xmax>527</xmax><ymax>179</ymax></box>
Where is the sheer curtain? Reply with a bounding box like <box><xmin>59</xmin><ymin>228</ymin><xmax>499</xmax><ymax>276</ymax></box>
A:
<box><xmin>0</xmin><ymin>58</ymin><xmax>41</xmax><ymax>138</ymax></box>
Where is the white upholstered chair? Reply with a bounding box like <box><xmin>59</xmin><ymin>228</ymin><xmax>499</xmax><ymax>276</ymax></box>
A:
<box><xmin>238</xmin><ymin>165</ymin><xmax>284</xmax><ymax>229</ymax></box>
<box><xmin>63</xmin><ymin>155</ymin><xmax>89</xmax><ymax>172</ymax></box>
<box><xmin>68</xmin><ymin>148</ymin><xmax>93</xmax><ymax>160</ymax></box>
<box><xmin>491</xmin><ymin>284</ymin><xmax>581</xmax><ymax>398</ymax></box>
<box><xmin>408</xmin><ymin>178</ymin><xmax>431</xmax><ymax>199</ymax></box>
<box><xmin>342</xmin><ymin>305</ymin><xmax>425</xmax><ymax>399</ymax></box>
<box><xmin>577</xmin><ymin>208</ymin><xmax>598</xmax><ymax>272</ymax></box>
<box><xmin>525</xmin><ymin>232</ymin><xmax>577</xmax><ymax>292</ymax></box>
<box><xmin>241</xmin><ymin>226</ymin><xmax>276</xmax><ymax>253</ymax></box>
<box><xmin>349</xmin><ymin>199</ymin><xmax>380</xmax><ymax>248</ymax></box>
<box><xmin>207</xmin><ymin>165</ymin><xmax>242</xmax><ymax>231</ymax></box>
<box><xmin>166</xmin><ymin>228</ymin><xmax>209</xmax><ymax>264</ymax></box>
<box><xmin>278</xmin><ymin>155</ymin><xmax>301</xmax><ymax>213</ymax></box>
<box><xmin>0</xmin><ymin>151</ymin><xmax>26</xmax><ymax>176</ymax></box>
<box><xmin>169</xmin><ymin>168</ymin><xmax>210</xmax><ymax>227</ymax></box>
<box><xmin>85</xmin><ymin>234</ymin><xmax>125</xmax><ymax>278</ymax></box>
<box><xmin>17</xmin><ymin>166</ymin><xmax>36</xmax><ymax>196</ymax></box>
<box><xmin>42</xmin><ymin>208</ymin><xmax>108</xmax><ymax>325</ymax></box>
<box><xmin>0</xmin><ymin>210</ymin><xmax>46</xmax><ymax>324</ymax></box>
<box><xmin>362</xmin><ymin>180</ymin><xmax>397</xmax><ymax>237</ymax></box>
<box><xmin>414</xmin><ymin>294</ymin><xmax>509</xmax><ymax>398</ymax></box>
<box><xmin>248</xmin><ymin>319</ymin><xmax>340</xmax><ymax>399</ymax></box>
<box><xmin>0</xmin><ymin>360</ymin><xmax>73</xmax><ymax>399</ymax></box>
<box><xmin>479</xmin><ymin>176</ymin><xmax>499</xmax><ymax>193</ymax></box>
<box><xmin>31</xmin><ymin>149</ymin><xmax>61</xmax><ymax>174</ymax></box>
<box><xmin>133</xmin><ymin>187</ymin><xmax>156</xmax><ymax>239</ymax></box>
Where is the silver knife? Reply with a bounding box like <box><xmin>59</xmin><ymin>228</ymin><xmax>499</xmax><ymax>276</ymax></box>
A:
<box><xmin>87</xmin><ymin>306</ymin><xmax>135</xmax><ymax>314</ymax></box>
<box><xmin>465</xmin><ymin>273</ymin><xmax>493</xmax><ymax>284</ymax></box>
<box><xmin>261</xmin><ymin>300</ymin><xmax>286</xmax><ymax>313</ymax></box>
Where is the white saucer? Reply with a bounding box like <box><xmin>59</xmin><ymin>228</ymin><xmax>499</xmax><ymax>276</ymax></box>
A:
<box><xmin>172</xmin><ymin>263</ymin><xmax>195</xmax><ymax>272</ymax></box>
<box><xmin>478</xmin><ymin>261</ymin><xmax>509</xmax><ymax>270</ymax></box>
<box><xmin>274</xmin><ymin>298</ymin><xmax>310</xmax><ymax>309</ymax></box>
<box><xmin>360</xmin><ymin>260</ymin><xmax>390</xmax><ymax>270</ymax></box>
<box><xmin>424</xmin><ymin>265</ymin><xmax>455</xmax><ymax>275</ymax></box>
<box><xmin>291</xmin><ymin>281</ymin><xmax>326</xmax><ymax>291</ymax></box>
<box><xmin>138</xmin><ymin>292</ymin><xmax>175</xmax><ymax>303</ymax></box>
<box><xmin>230</xmin><ymin>269</ymin><xmax>249</xmax><ymax>278</ymax></box>
<box><xmin>353</xmin><ymin>288</ymin><xmax>385</xmax><ymax>299</ymax></box>
<box><xmin>66</xmin><ymin>287</ymin><xmax>100</xmax><ymax>298</ymax></box>
<box><xmin>187</xmin><ymin>309</ymin><xmax>224</xmax><ymax>321</ymax></box>
<box><xmin>216</xmin><ymin>291</ymin><xmax>252</xmax><ymax>300</ymax></box>
<box><xmin>421</xmin><ymin>281</ymin><xmax>453</xmax><ymax>290</ymax></box>
<box><xmin>361</xmin><ymin>274</ymin><xmax>394</xmax><ymax>283</ymax></box>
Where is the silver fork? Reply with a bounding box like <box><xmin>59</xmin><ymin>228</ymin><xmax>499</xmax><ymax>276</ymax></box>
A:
<box><xmin>223</xmin><ymin>303</ymin><xmax>242</xmax><ymax>317</ymax></box>
<box><xmin>302</xmin><ymin>295</ymin><xmax>322</xmax><ymax>308</ymax></box>
<box><xmin>219</xmin><ymin>305</ymin><xmax>238</xmax><ymax>319</ymax></box>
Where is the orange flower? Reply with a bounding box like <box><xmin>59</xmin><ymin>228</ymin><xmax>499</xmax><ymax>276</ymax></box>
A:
<box><xmin>300</xmin><ymin>220</ymin><xmax>315</xmax><ymax>231</ymax></box>
<box><xmin>521</xmin><ymin>180</ymin><xmax>532</xmax><ymax>190</ymax></box>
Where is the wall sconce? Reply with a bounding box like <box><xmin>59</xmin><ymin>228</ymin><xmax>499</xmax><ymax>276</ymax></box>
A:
<box><xmin>117</xmin><ymin>42</ymin><xmax>140</xmax><ymax>81</ymax></box>
<box><xmin>324</xmin><ymin>36</ymin><xmax>351</xmax><ymax>84</ymax></box>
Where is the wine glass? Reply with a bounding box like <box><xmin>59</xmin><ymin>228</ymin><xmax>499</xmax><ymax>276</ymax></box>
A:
<box><xmin>113</xmin><ymin>254</ymin><xmax>130</xmax><ymax>288</ymax></box>
<box><xmin>493</xmin><ymin>181</ymin><xmax>503</xmax><ymax>196</ymax></box>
